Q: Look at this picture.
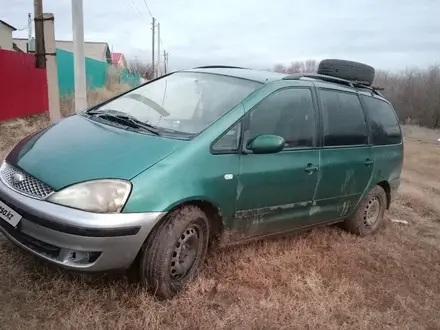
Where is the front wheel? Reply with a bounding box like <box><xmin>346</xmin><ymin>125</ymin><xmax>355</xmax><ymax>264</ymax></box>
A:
<box><xmin>343</xmin><ymin>185</ymin><xmax>387</xmax><ymax>236</ymax></box>
<box><xmin>139</xmin><ymin>206</ymin><xmax>210</xmax><ymax>299</ymax></box>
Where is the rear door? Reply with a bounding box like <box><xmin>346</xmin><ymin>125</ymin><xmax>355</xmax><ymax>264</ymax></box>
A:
<box><xmin>360</xmin><ymin>95</ymin><xmax>403</xmax><ymax>200</ymax></box>
<box><xmin>311</xmin><ymin>87</ymin><xmax>374</xmax><ymax>223</ymax></box>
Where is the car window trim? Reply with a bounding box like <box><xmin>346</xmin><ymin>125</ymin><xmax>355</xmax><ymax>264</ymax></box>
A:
<box><xmin>210</xmin><ymin>118</ymin><xmax>244</xmax><ymax>155</ymax></box>
<box><xmin>316</xmin><ymin>87</ymin><xmax>369</xmax><ymax>148</ymax></box>
<box><xmin>241</xmin><ymin>86</ymin><xmax>319</xmax><ymax>153</ymax></box>
<box><xmin>322</xmin><ymin>144</ymin><xmax>370</xmax><ymax>150</ymax></box>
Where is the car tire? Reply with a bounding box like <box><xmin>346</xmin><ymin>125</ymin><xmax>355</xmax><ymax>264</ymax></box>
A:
<box><xmin>343</xmin><ymin>185</ymin><xmax>387</xmax><ymax>236</ymax></box>
<box><xmin>317</xmin><ymin>59</ymin><xmax>375</xmax><ymax>86</ymax></box>
<box><xmin>139</xmin><ymin>205</ymin><xmax>210</xmax><ymax>299</ymax></box>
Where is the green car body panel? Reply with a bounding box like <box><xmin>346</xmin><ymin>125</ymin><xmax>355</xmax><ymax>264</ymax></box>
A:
<box><xmin>5</xmin><ymin>67</ymin><xmax>403</xmax><ymax>244</ymax></box>
<box><xmin>7</xmin><ymin>115</ymin><xmax>186</xmax><ymax>190</ymax></box>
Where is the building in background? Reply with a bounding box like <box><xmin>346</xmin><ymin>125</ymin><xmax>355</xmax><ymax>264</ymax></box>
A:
<box><xmin>111</xmin><ymin>52</ymin><xmax>127</xmax><ymax>70</ymax></box>
<box><xmin>0</xmin><ymin>20</ymin><xmax>17</xmax><ymax>51</ymax></box>
<box><xmin>13</xmin><ymin>38</ymin><xmax>112</xmax><ymax>63</ymax></box>
<box><xmin>9</xmin><ymin>37</ymin><xmax>138</xmax><ymax>96</ymax></box>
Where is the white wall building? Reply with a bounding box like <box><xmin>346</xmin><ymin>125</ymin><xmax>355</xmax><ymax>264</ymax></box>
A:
<box><xmin>0</xmin><ymin>20</ymin><xmax>17</xmax><ymax>51</ymax></box>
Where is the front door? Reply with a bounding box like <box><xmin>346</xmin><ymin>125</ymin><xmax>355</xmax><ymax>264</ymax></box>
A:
<box><xmin>312</xmin><ymin>87</ymin><xmax>374</xmax><ymax>222</ymax></box>
<box><xmin>233</xmin><ymin>86</ymin><xmax>320</xmax><ymax>239</ymax></box>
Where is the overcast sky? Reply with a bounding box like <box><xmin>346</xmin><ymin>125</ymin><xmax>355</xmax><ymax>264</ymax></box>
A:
<box><xmin>2</xmin><ymin>0</ymin><xmax>439</xmax><ymax>71</ymax></box>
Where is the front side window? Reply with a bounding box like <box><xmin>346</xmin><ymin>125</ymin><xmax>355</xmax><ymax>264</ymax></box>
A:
<box><xmin>319</xmin><ymin>89</ymin><xmax>368</xmax><ymax>146</ymax></box>
<box><xmin>86</xmin><ymin>72</ymin><xmax>261</xmax><ymax>138</ymax></box>
<box><xmin>246</xmin><ymin>88</ymin><xmax>316</xmax><ymax>149</ymax></box>
<box><xmin>361</xmin><ymin>95</ymin><xmax>402</xmax><ymax>145</ymax></box>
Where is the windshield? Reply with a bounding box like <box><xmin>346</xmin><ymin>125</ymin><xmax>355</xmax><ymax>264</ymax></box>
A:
<box><xmin>87</xmin><ymin>72</ymin><xmax>262</xmax><ymax>137</ymax></box>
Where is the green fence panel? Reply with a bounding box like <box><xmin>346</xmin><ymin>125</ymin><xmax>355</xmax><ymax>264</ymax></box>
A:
<box><xmin>120</xmin><ymin>69</ymin><xmax>140</xmax><ymax>88</ymax></box>
<box><xmin>56</xmin><ymin>49</ymin><xmax>75</xmax><ymax>95</ymax></box>
<box><xmin>57</xmin><ymin>48</ymin><xmax>108</xmax><ymax>95</ymax></box>
<box><xmin>85</xmin><ymin>56</ymin><xmax>108</xmax><ymax>90</ymax></box>
<box><xmin>56</xmin><ymin>48</ymin><xmax>141</xmax><ymax>95</ymax></box>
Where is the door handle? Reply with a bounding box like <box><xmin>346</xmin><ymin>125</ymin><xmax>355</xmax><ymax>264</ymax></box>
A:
<box><xmin>304</xmin><ymin>163</ymin><xmax>319</xmax><ymax>174</ymax></box>
<box><xmin>364</xmin><ymin>159</ymin><xmax>374</xmax><ymax>166</ymax></box>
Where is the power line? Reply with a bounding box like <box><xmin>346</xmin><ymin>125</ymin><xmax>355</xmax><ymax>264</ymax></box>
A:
<box><xmin>141</xmin><ymin>0</ymin><xmax>154</xmax><ymax>18</ymax></box>
<box><xmin>126</xmin><ymin>0</ymin><xmax>163</xmax><ymax>48</ymax></box>
<box><xmin>126</xmin><ymin>0</ymin><xmax>169</xmax><ymax>70</ymax></box>
<box><xmin>14</xmin><ymin>19</ymin><xmax>33</xmax><ymax>31</ymax></box>
<box><xmin>16</xmin><ymin>24</ymin><xmax>32</xmax><ymax>31</ymax></box>
<box><xmin>138</xmin><ymin>0</ymin><xmax>165</xmax><ymax>49</ymax></box>
<box><xmin>127</xmin><ymin>0</ymin><xmax>146</xmax><ymax>21</ymax></box>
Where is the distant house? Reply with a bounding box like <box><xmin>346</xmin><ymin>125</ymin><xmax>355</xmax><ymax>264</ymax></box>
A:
<box><xmin>13</xmin><ymin>38</ymin><xmax>112</xmax><ymax>63</ymax></box>
<box><xmin>0</xmin><ymin>19</ymin><xmax>17</xmax><ymax>51</ymax></box>
<box><xmin>111</xmin><ymin>52</ymin><xmax>127</xmax><ymax>70</ymax></box>
<box><xmin>13</xmin><ymin>37</ymin><xmax>34</xmax><ymax>53</ymax></box>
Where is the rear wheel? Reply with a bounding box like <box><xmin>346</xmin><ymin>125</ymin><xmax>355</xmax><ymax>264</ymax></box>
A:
<box><xmin>139</xmin><ymin>206</ymin><xmax>209</xmax><ymax>299</ymax></box>
<box><xmin>343</xmin><ymin>185</ymin><xmax>387</xmax><ymax>236</ymax></box>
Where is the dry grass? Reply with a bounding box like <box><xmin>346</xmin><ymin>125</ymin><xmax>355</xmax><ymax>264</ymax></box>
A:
<box><xmin>59</xmin><ymin>82</ymin><xmax>131</xmax><ymax>117</ymax></box>
<box><xmin>1</xmin><ymin>111</ymin><xmax>440</xmax><ymax>328</ymax></box>
<box><xmin>402</xmin><ymin>124</ymin><xmax>440</xmax><ymax>143</ymax></box>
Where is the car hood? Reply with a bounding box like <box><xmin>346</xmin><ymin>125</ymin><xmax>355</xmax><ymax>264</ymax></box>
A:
<box><xmin>5</xmin><ymin>115</ymin><xmax>185</xmax><ymax>190</ymax></box>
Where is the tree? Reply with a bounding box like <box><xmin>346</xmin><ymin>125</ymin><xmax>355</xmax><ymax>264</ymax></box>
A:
<box><xmin>127</xmin><ymin>59</ymin><xmax>154</xmax><ymax>80</ymax></box>
<box><xmin>273</xmin><ymin>60</ymin><xmax>318</xmax><ymax>74</ymax></box>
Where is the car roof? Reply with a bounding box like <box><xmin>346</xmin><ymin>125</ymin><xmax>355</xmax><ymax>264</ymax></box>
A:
<box><xmin>180</xmin><ymin>67</ymin><xmax>390</xmax><ymax>103</ymax></box>
<box><xmin>182</xmin><ymin>67</ymin><xmax>287</xmax><ymax>84</ymax></box>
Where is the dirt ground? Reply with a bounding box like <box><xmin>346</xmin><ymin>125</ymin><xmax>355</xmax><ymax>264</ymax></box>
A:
<box><xmin>1</xmin><ymin>119</ymin><xmax>440</xmax><ymax>330</ymax></box>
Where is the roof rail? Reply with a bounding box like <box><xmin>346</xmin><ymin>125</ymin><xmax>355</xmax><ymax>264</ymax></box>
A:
<box><xmin>283</xmin><ymin>73</ymin><xmax>384</xmax><ymax>96</ymax></box>
<box><xmin>283</xmin><ymin>73</ymin><xmax>354</xmax><ymax>87</ymax></box>
<box><xmin>193</xmin><ymin>65</ymin><xmax>248</xmax><ymax>69</ymax></box>
<box><xmin>352</xmin><ymin>82</ymin><xmax>384</xmax><ymax>95</ymax></box>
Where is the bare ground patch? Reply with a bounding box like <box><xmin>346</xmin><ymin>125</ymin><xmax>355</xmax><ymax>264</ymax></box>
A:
<box><xmin>0</xmin><ymin>123</ymin><xmax>440</xmax><ymax>329</ymax></box>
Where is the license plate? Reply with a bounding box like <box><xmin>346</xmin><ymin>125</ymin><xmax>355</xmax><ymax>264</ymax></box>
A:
<box><xmin>0</xmin><ymin>200</ymin><xmax>22</xmax><ymax>227</ymax></box>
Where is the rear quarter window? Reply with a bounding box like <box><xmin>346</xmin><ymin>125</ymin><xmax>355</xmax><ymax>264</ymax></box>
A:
<box><xmin>360</xmin><ymin>96</ymin><xmax>402</xmax><ymax>145</ymax></box>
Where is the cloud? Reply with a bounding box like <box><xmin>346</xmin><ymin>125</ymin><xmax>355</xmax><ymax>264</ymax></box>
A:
<box><xmin>2</xmin><ymin>0</ymin><xmax>439</xmax><ymax>71</ymax></box>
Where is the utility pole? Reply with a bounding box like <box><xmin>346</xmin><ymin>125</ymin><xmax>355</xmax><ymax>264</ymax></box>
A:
<box><xmin>151</xmin><ymin>17</ymin><xmax>156</xmax><ymax>79</ymax></box>
<box><xmin>27</xmin><ymin>13</ymin><xmax>32</xmax><ymax>47</ymax></box>
<box><xmin>71</xmin><ymin>0</ymin><xmax>87</xmax><ymax>113</ymax></box>
<box><xmin>163</xmin><ymin>50</ymin><xmax>167</xmax><ymax>74</ymax></box>
<box><xmin>157</xmin><ymin>22</ymin><xmax>160</xmax><ymax>76</ymax></box>
<box><xmin>33</xmin><ymin>0</ymin><xmax>45</xmax><ymax>68</ymax></box>
<box><xmin>42</xmin><ymin>13</ymin><xmax>61</xmax><ymax>122</ymax></box>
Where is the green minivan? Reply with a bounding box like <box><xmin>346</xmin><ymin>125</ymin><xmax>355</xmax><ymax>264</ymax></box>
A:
<box><xmin>0</xmin><ymin>60</ymin><xmax>403</xmax><ymax>299</ymax></box>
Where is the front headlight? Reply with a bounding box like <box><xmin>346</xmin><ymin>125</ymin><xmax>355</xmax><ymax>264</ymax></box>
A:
<box><xmin>47</xmin><ymin>179</ymin><xmax>131</xmax><ymax>213</ymax></box>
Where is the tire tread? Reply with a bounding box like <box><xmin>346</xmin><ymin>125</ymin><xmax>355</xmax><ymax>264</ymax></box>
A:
<box><xmin>317</xmin><ymin>59</ymin><xmax>375</xmax><ymax>86</ymax></box>
<box><xmin>140</xmin><ymin>206</ymin><xmax>209</xmax><ymax>299</ymax></box>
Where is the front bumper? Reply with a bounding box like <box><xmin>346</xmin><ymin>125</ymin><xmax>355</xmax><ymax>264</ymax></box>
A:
<box><xmin>0</xmin><ymin>178</ymin><xmax>165</xmax><ymax>271</ymax></box>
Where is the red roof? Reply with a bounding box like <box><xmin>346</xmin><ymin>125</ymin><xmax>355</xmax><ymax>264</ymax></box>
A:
<box><xmin>111</xmin><ymin>52</ymin><xmax>123</xmax><ymax>64</ymax></box>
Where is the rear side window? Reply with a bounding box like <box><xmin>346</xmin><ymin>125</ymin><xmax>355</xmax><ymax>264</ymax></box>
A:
<box><xmin>247</xmin><ymin>88</ymin><xmax>316</xmax><ymax>149</ymax></box>
<box><xmin>319</xmin><ymin>89</ymin><xmax>368</xmax><ymax>146</ymax></box>
<box><xmin>361</xmin><ymin>96</ymin><xmax>402</xmax><ymax>145</ymax></box>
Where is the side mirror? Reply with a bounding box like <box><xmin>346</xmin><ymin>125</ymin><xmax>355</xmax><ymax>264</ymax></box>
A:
<box><xmin>247</xmin><ymin>134</ymin><xmax>285</xmax><ymax>154</ymax></box>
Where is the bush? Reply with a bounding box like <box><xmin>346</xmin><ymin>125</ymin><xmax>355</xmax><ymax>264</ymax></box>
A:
<box><xmin>374</xmin><ymin>66</ymin><xmax>440</xmax><ymax>128</ymax></box>
<box><xmin>273</xmin><ymin>60</ymin><xmax>318</xmax><ymax>74</ymax></box>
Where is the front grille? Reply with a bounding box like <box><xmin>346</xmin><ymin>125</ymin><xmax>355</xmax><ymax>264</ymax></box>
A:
<box><xmin>0</xmin><ymin>163</ymin><xmax>54</xmax><ymax>199</ymax></box>
<box><xmin>0</xmin><ymin>220</ymin><xmax>61</xmax><ymax>259</ymax></box>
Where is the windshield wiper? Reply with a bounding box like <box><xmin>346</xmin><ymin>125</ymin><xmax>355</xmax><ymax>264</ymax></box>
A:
<box><xmin>87</xmin><ymin>109</ymin><xmax>160</xmax><ymax>136</ymax></box>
